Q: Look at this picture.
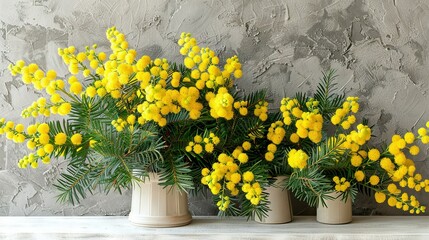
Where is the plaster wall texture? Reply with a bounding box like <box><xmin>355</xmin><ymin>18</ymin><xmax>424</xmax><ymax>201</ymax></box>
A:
<box><xmin>1</xmin><ymin>0</ymin><xmax>429</xmax><ymax>216</ymax></box>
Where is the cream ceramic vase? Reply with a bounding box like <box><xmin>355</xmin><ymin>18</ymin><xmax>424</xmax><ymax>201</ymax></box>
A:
<box><xmin>128</xmin><ymin>173</ymin><xmax>192</xmax><ymax>227</ymax></box>
<box><xmin>316</xmin><ymin>191</ymin><xmax>352</xmax><ymax>224</ymax></box>
<box><xmin>255</xmin><ymin>176</ymin><xmax>293</xmax><ymax>224</ymax></box>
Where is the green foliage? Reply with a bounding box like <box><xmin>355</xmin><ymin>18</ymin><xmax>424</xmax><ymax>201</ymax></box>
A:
<box><xmin>241</xmin><ymin>195</ymin><xmax>270</xmax><ymax>221</ymax></box>
<box><xmin>53</xmin><ymin>95</ymin><xmax>166</xmax><ymax>204</ymax></box>
<box><xmin>241</xmin><ymin>160</ymin><xmax>270</xmax><ymax>219</ymax></box>
<box><xmin>287</xmin><ymin>136</ymin><xmax>344</xmax><ymax>207</ymax></box>
<box><xmin>158</xmin><ymin>155</ymin><xmax>193</xmax><ymax>192</ymax></box>
<box><xmin>283</xmin><ymin>70</ymin><xmax>392</xmax><ymax>208</ymax></box>
<box><xmin>55</xmin><ymin>161</ymin><xmax>98</xmax><ymax>205</ymax></box>
<box><xmin>313</xmin><ymin>69</ymin><xmax>345</xmax><ymax>120</ymax></box>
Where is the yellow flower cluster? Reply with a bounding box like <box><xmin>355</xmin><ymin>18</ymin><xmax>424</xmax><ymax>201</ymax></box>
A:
<box><xmin>177</xmin><ymin>32</ymin><xmax>242</xmax><ymax>121</ymax></box>
<box><xmin>350</xmin><ymin>151</ymin><xmax>365</xmax><ymax>167</ymax></box>
<box><xmin>233</xmin><ymin>101</ymin><xmax>249</xmax><ymax>116</ymax></box>
<box><xmin>264</xmin><ymin>143</ymin><xmax>277</xmax><ymax>162</ymax></box>
<box><xmin>349</xmin><ymin>148</ymin><xmax>378</xmax><ymax>169</ymax></box>
<box><xmin>56</xmin><ymin>47</ymin><xmax>93</xmax><ymax>97</ymax></box>
<box><xmin>287</xmin><ymin>149</ymin><xmax>309</xmax><ymax>170</ymax></box>
<box><xmin>186</xmin><ymin>132</ymin><xmax>221</xmax><ymax>154</ymax></box>
<box><xmin>369</xmin><ymin>175</ymin><xmax>380</xmax><ymax>185</ymax></box>
<box><xmin>365</xmin><ymin>123</ymin><xmax>429</xmax><ymax>214</ymax></box>
<box><xmin>354</xmin><ymin>170</ymin><xmax>365</xmax><ymax>181</ymax></box>
<box><xmin>49</xmin><ymin>92</ymin><xmax>71</xmax><ymax>116</ymax></box>
<box><xmin>231</xmin><ymin>143</ymin><xmax>252</xmax><ymax>164</ymax></box>
<box><xmin>338</xmin><ymin>124</ymin><xmax>372</xmax><ymax>152</ymax></box>
<box><xmin>296</xmin><ymin>112</ymin><xmax>323</xmax><ymax>143</ymax></box>
<box><xmin>8</xmin><ymin>60</ymin><xmax>73</xmax><ymax>117</ymax></box>
<box><xmin>216</xmin><ymin>195</ymin><xmax>231</xmax><ymax>211</ymax></box>
<box><xmin>305</xmin><ymin>98</ymin><xmax>320</xmax><ymax>113</ymax></box>
<box><xmin>382</xmin><ymin>161</ymin><xmax>422</xmax><ymax>187</ymax></box>
<box><xmin>331</xmin><ymin>96</ymin><xmax>359</xmax><ymax>130</ymax></box>
<box><xmin>208</xmin><ymin>87</ymin><xmax>234</xmax><ymax>120</ymax></box>
<box><xmin>58</xmin><ymin>43</ymin><xmax>106</xmax><ymax>77</ymax></box>
<box><xmin>242</xmin><ymin>172</ymin><xmax>263</xmax><ymax>205</ymax></box>
<box><xmin>388</xmin><ymin>132</ymin><xmax>422</xmax><ymax>167</ymax></box>
<box><xmin>8</xmin><ymin>60</ymin><xmax>59</xmax><ymax>92</ymax></box>
<box><xmin>111</xmin><ymin>118</ymin><xmax>128</xmax><ymax>132</ymax></box>
<box><xmin>374</xmin><ymin>183</ymin><xmax>426</xmax><ymax>214</ymax></box>
<box><xmin>201</xmin><ymin>156</ymin><xmax>233</xmax><ymax>194</ymax></box>
<box><xmin>343</xmin><ymin>128</ymin><xmax>428</xmax><ymax>214</ymax></box>
<box><xmin>385</xmin><ymin>130</ymin><xmax>429</xmax><ymax>181</ymax></box>
<box><xmin>280</xmin><ymin>98</ymin><xmax>302</xmax><ymax>125</ymax></box>
<box><xmin>368</xmin><ymin>148</ymin><xmax>381</xmax><ymax>161</ymax></box>
<box><xmin>9</xmin><ymin>27</ymin><xmax>245</xmax><ymax>133</ymax></box>
<box><xmin>333</xmin><ymin>176</ymin><xmax>351</xmax><ymax>192</ymax></box>
<box><xmin>106</xmin><ymin>28</ymin><xmax>129</xmax><ymax>54</ymax></box>
<box><xmin>279</xmin><ymin>97</ymin><xmax>323</xmax><ymax>144</ymax></box>
<box><xmin>267</xmin><ymin>121</ymin><xmax>286</xmax><ymax>145</ymax></box>
<box><xmin>178</xmin><ymin>33</ymin><xmax>242</xmax><ymax>87</ymax></box>
<box><xmin>21</xmin><ymin>97</ymin><xmax>51</xmax><ymax>118</ymax></box>
<box><xmin>136</xmin><ymin>69</ymin><xmax>174</xmax><ymax>125</ymax></box>
<box><xmin>418</xmin><ymin>123</ymin><xmax>429</xmax><ymax>143</ymax></box>
<box><xmin>254</xmin><ymin>101</ymin><xmax>268</xmax><ymax>121</ymax></box>
<box><xmin>0</xmin><ymin>119</ymin><xmax>26</xmax><ymax>143</ymax></box>
<box><xmin>0</xmin><ymin>118</ymin><xmax>86</xmax><ymax>169</ymax></box>
<box><xmin>200</xmin><ymin>141</ymin><xmax>262</xmax><ymax>211</ymax></box>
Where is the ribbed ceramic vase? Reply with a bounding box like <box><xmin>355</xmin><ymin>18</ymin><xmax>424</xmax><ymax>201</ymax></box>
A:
<box><xmin>255</xmin><ymin>176</ymin><xmax>293</xmax><ymax>224</ymax></box>
<box><xmin>128</xmin><ymin>173</ymin><xmax>192</xmax><ymax>227</ymax></box>
<box><xmin>316</xmin><ymin>192</ymin><xmax>352</xmax><ymax>224</ymax></box>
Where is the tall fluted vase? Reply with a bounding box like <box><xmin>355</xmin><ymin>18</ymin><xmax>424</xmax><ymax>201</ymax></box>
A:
<box><xmin>316</xmin><ymin>192</ymin><xmax>352</xmax><ymax>224</ymax></box>
<box><xmin>128</xmin><ymin>173</ymin><xmax>192</xmax><ymax>227</ymax></box>
<box><xmin>255</xmin><ymin>176</ymin><xmax>293</xmax><ymax>224</ymax></box>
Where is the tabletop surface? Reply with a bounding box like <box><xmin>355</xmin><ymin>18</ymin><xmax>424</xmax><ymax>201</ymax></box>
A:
<box><xmin>1</xmin><ymin>215</ymin><xmax>429</xmax><ymax>239</ymax></box>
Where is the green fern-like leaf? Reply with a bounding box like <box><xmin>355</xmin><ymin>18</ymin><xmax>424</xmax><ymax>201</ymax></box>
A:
<box><xmin>158</xmin><ymin>155</ymin><xmax>194</xmax><ymax>192</ymax></box>
<box><xmin>54</xmin><ymin>160</ymin><xmax>100</xmax><ymax>205</ymax></box>
<box><xmin>294</xmin><ymin>91</ymin><xmax>308</xmax><ymax>109</ymax></box>
<box><xmin>313</xmin><ymin>69</ymin><xmax>345</xmax><ymax>120</ymax></box>
<box><xmin>287</xmin><ymin>137</ymin><xmax>346</xmax><ymax>207</ymax></box>
<box><xmin>242</xmin><ymin>89</ymin><xmax>269</xmax><ymax>107</ymax></box>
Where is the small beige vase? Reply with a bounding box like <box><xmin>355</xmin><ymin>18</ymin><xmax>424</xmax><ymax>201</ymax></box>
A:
<box><xmin>128</xmin><ymin>173</ymin><xmax>192</xmax><ymax>227</ymax></box>
<box><xmin>317</xmin><ymin>191</ymin><xmax>352</xmax><ymax>224</ymax></box>
<box><xmin>255</xmin><ymin>176</ymin><xmax>293</xmax><ymax>224</ymax></box>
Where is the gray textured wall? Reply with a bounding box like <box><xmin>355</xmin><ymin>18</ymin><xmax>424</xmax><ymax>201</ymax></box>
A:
<box><xmin>1</xmin><ymin>0</ymin><xmax>429</xmax><ymax>216</ymax></box>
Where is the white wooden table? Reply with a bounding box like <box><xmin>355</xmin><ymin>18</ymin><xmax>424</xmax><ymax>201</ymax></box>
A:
<box><xmin>0</xmin><ymin>216</ymin><xmax>428</xmax><ymax>239</ymax></box>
